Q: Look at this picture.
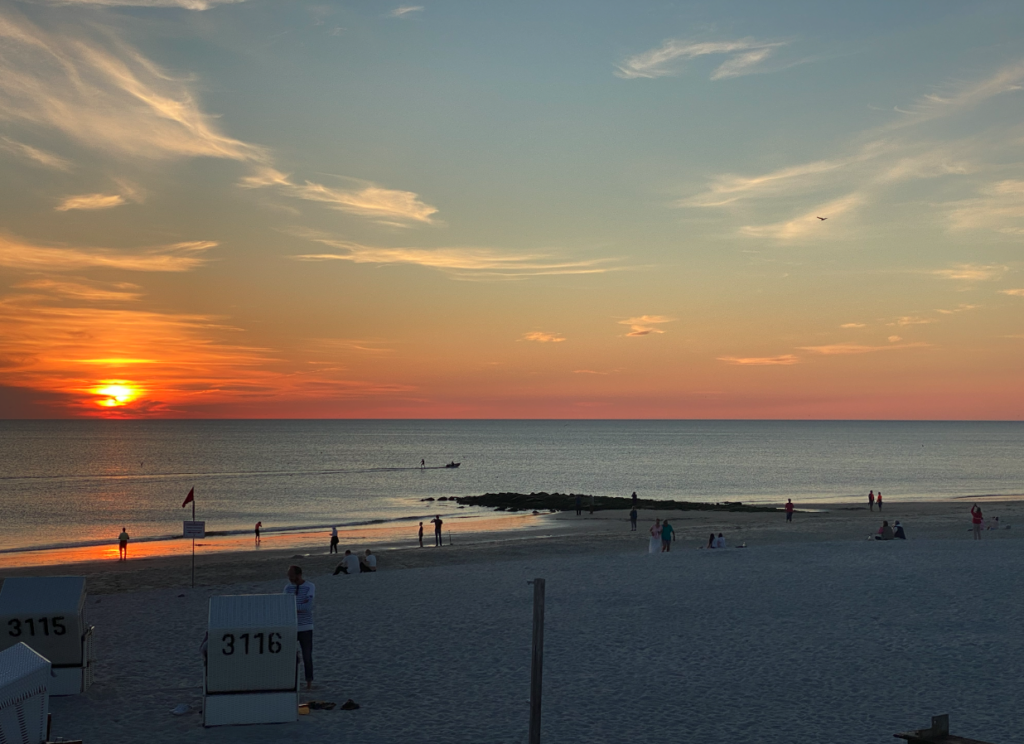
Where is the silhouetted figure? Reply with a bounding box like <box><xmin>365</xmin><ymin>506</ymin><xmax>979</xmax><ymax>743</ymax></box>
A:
<box><xmin>868</xmin><ymin>490</ymin><xmax>875</xmax><ymax>511</ymax></box>
<box><xmin>255</xmin><ymin>521</ymin><xmax>261</xmax><ymax>544</ymax></box>
<box><xmin>785</xmin><ymin>498</ymin><xmax>794</xmax><ymax>522</ymax></box>
<box><xmin>431</xmin><ymin>515</ymin><xmax>443</xmax><ymax>546</ymax></box>
<box><xmin>877</xmin><ymin>491</ymin><xmax>883</xmax><ymax>511</ymax></box>
<box><xmin>418</xmin><ymin>522</ymin><xmax>424</xmax><ymax>548</ymax></box>
<box><xmin>631</xmin><ymin>491</ymin><xmax>638</xmax><ymax>509</ymax></box>
<box><xmin>329</xmin><ymin>526</ymin><xmax>339</xmax><ymax>554</ymax></box>
<box><xmin>575</xmin><ymin>494</ymin><xmax>582</xmax><ymax>516</ymax></box>
<box><xmin>629</xmin><ymin>507</ymin><xmax>638</xmax><ymax>531</ymax></box>
<box><xmin>118</xmin><ymin>526</ymin><xmax>130</xmax><ymax>561</ymax></box>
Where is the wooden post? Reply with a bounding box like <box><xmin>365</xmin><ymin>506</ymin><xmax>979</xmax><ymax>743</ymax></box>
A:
<box><xmin>528</xmin><ymin>578</ymin><xmax>545</xmax><ymax>744</ymax></box>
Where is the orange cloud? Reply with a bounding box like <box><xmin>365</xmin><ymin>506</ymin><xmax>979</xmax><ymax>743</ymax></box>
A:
<box><xmin>521</xmin><ymin>331</ymin><xmax>565</xmax><ymax>343</ymax></box>
<box><xmin>717</xmin><ymin>355</ymin><xmax>799</xmax><ymax>366</ymax></box>
<box><xmin>55</xmin><ymin>193</ymin><xmax>126</xmax><ymax>211</ymax></box>
<box><xmin>619</xmin><ymin>315</ymin><xmax>672</xmax><ymax>336</ymax></box>
<box><xmin>799</xmin><ymin>342</ymin><xmax>930</xmax><ymax>355</ymax></box>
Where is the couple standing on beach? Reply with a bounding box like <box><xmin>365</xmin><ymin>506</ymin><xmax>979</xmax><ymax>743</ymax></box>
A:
<box><xmin>869</xmin><ymin>490</ymin><xmax>883</xmax><ymax>511</ymax></box>
<box><xmin>648</xmin><ymin>519</ymin><xmax>675</xmax><ymax>553</ymax></box>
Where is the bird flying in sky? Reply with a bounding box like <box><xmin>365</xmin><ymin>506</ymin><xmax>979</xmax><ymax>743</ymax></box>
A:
<box><xmin>816</xmin><ymin>216</ymin><xmax>828</xmax><ymax>221</ymax></box>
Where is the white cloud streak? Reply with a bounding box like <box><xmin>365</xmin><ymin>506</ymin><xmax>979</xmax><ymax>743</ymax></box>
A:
<box><xmin>521</xmin><ymin>331</ymin><xmax>565</xmax><ymax>343</ymax></box>
<box><xmin>932</xmin><ymin>264</ymin><xmax>1007</xmax><ymax>282</ymax></box>
<box><xmin>56</xmin><ymin>193</ymin><xmax>127</xmax><ymax>211</ymax></box>
<box><xmin>0</xmin><ymin>136</ymin><xmax>71</xmax><ymax>170</ymax></box>
<box><xmin>616</xmin><ymin>38</ymin><xmax>786</xmax><ymax>80</ymax></box>
<box><xmin>717</xmin><ymin>355</ymin><xmax>799</xmax><ymax>366</ymax></box>
<box><xmin>388</xmin><ymin>6</ymin><xmax>423</xmax><ymax>18</ymax></box>
<box><xmin>0</xmin><ymin>235</ymin><xmax>216</xmax><ymax>272</ymax></box>
<box><xmin>0</xmin><ymin>13</ymin><xmax>265</xmax><ymax>162</ymax></box>
<box><xmin>30</xmin><ymin>0</ymin><xmax>247</xmax><ymax>8</ymax></box>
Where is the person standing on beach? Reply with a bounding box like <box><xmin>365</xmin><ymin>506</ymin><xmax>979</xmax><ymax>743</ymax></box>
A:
<box><xmin>649</xmin><ymin>519</ymin><xmax>662</xmax><ymax>554</ymax></box>
<box><xmin>575</xmin><ymin>494</ymin><xmax>582</xmax><ymax>516</ymax></box>
<box><xmin>868</xmin><ymin>490</ymin><xmax>875</xmax><ymax>511</ymax></box>
<box><xmin>285</xmin><ymin>565</ymin><xmax>315</xmax><ymax>690</ymax></box>
<box><xmin>971</xmin><ymin>504</ymin><xmax>984</xmax><ymax>540</ymax></box>
<box><xmin>431</xmin><ymin>515</ymin><xmax>443</xmax><ymax>546</ymax></box>
<box><xmin>254</xmin><ymin>522</ymin><xmax>261</xmax><ymax>544</ymax></box>
<box><xmin>631</xmin><ymin>491</ymin><xmax>638</xmax><ymax>509</ymax></box>
<box><xmin>117</xmin><ymin>526</ymin><xmax>130</xmax><ymax>561</ymax></box>
<box><xmin>329</xmin><ymin>526</ymin><xmax>339</xmax><ymax>554</ymax></box>
<box><xmin>418</xmin><ymin>522</ymin><xmax>424</xmax><ymax>547</ymax></box>
<box><xmin>629</xmin><ymin>507</ymin><xmax>638</xmax><ymax>531</ymax></box>
<box><xmin>785</xmin><ymin>499</ymin><xmax>794</xmax><ymax>522</ymax></box>
<box><xmin>421</xmin><ymin>459</ymin><xmax>425</xmax><ymax>469</ymax></box>
<box><xmin>589</xmin><ymin>494</ymin><xmax>596</xmax><ymax>515</ymax></box>
<box><xmin>661</xmin><ymin>519</ymin><xmax>675</xmax><ymax>552</ymax></box>
<box><xmin>877</xmin><ymin>492</ymin><xmax>883</xmax><ymax>511</ymax></box>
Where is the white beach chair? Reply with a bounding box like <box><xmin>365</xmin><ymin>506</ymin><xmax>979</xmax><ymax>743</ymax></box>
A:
<box><xmin>203</xmin><ymin>594</ymin><xmax>299</xmax><ymax>727</ymax></box>
<box><xmin>0</xmin><ymin>577</ymin><xmax>93</xmax><ymax>696</ymax></box>
<box><xmin>0</xmin><ymin>642</ymin><xmax>50</xmax><ymax>744</ymax></box>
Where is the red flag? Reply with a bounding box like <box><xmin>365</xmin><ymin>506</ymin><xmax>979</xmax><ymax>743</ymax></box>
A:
<box><xmin>182</xmin><ymin>488</ymin><xmax>194</xmax><ymax>508</ymax></box>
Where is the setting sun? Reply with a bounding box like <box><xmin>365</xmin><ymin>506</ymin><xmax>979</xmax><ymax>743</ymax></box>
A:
<box><xmin>92</xmin><ymin>383</ymin><xmax>139</xmax><ymax>408</ymax></box>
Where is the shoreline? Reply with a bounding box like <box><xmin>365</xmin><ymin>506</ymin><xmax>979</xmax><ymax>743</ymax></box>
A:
<box><xmin>2</xmin><ymin>499</ymin><xmax>1020</xmax><ymax>594</ymax></box>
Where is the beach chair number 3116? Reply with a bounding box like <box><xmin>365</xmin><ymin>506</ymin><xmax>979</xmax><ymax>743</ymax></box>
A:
<box><xmin>220</xmin><ymin>632</ymin><xmax>283</xmax><ymax>655</ymax></box>
<box><xmin>8</xmin><ymin>617</ymin><xmax>67</xmax><ymax>637</ymax></box>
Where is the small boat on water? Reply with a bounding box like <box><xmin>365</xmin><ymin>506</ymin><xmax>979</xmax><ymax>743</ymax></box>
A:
<box><xmin>445</xmin><ymin>461</ymin><xmax>461</xmax><ymax>469</ymax></box>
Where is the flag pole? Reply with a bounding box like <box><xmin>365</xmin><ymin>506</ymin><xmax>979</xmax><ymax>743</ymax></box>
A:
<box><xmin>191</xmin><ymin>489</ymin><xmax>196</xmax><ymax>589</ymax></box>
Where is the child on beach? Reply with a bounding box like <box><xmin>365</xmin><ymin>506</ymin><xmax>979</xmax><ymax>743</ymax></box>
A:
<box><xmin>117</xmin><ymin>527</ymin><xmax>130</xmax><ymax>560</ymax></box>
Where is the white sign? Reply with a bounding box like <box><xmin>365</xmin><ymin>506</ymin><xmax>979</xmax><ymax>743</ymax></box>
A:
<box><xmin>183</xmin><ymin>521</ymin><xmax>206</xmax><ymax>539</ymax></box>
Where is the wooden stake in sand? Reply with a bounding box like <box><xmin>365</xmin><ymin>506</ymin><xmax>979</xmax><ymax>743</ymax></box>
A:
<box><xmin>528</xmin><ymin>578</ymin><xmax>545</xmax><ymax>744</ymax></box>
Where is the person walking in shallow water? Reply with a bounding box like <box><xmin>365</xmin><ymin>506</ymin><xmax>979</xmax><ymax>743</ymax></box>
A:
<box><xmin>868</xmin><ymin>490</ymin><xmax>875</xmax><ymax>511</ymax></box>
<box><xmin>254</xmin><ymin>521</ymin><xmax>261</xmax><ymax>545</ymax></box>
<box><xmin>117</xmin><ymin>526</ymin><xmax>130</xmax><ymax>561</ymax></box>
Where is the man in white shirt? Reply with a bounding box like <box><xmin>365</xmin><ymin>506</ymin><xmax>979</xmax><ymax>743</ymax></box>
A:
<box><xmin>359</xmin><ymin>549</ymin><xmax>377</xmax><ymax>572</ymax></box>
<box><xmin>284</xmin><ymin>565</ymin><xmax>315</xmax><ymax>690</ymax></box>
<box><xmin>714</xmin><ymin>533</ymin><xmax>726</xmax><ymax>549</ymax></box>
<box><xmin>333</xmin><ymin>550</ymin><xmax>361</xmax><ymax>575</ymax></box>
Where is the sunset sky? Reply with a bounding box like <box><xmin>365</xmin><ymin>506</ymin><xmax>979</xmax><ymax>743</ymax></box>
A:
<box><xmin>1</xmin><ymin>0</ymin><xmax>1022</xmax><ymax>418</ymax></box>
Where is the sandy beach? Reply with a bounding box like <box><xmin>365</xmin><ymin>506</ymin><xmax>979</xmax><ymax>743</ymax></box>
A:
<box><xmin>3</xmin><ymin>499</ymin><xmax>1021</xmax><ymax>743</ymax></box>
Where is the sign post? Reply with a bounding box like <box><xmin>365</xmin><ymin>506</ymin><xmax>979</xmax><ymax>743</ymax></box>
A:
<box><xmin>183</xmin><ymin>520</ymin><xmax>205</xmax><ymax>587</ymax></box>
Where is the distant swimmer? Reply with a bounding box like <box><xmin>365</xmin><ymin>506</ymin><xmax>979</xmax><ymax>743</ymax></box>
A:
<box><xmin>118</xmin><ymin>526</ymin><xmax>130</xmax><ymax>561</ymax></box>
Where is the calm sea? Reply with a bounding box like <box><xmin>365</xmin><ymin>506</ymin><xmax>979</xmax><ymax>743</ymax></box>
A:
<box><xmin>1</xmin><ymin>420</ymin><xmax>1022</xmax><ymax>555</ymax></box>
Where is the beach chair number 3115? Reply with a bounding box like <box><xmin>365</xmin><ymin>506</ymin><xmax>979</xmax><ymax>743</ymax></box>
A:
<box><xmin>8</xmin><ymin>617</ymin><xmax>67</xmax><ymax>637</ymax></box>
<box><xmin>220</xmin><ymin>632</ymin><xmax>283</xmax><ymax>655</ymax></box>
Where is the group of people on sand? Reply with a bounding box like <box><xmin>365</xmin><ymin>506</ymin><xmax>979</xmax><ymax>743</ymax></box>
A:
<box><xmin>872</xmin><ymin>520</ymin><xmax>907</xmax><ymax>540</ymax></box>
<box><xmin>417</xmin><ymin>516</ymin><xmax>445</xmax><ymax>547</ymax></box>
<box><xmin>868</xmin><ymin>490</ymin><xmax>884</xmax><ymax>511</ymax></box>
<box><xmin>648</xmin><ymin>518</ymin><xmax>675</xmax><ymax>552</ymax></box>
<box><xmin>332</xmin><ymin>548</ymin><xmax>377</xmax><ymax>575</ymax></box>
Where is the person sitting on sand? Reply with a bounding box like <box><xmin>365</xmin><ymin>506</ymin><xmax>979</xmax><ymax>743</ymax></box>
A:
<box><xmin>660</xmin><ymin>519</ymin><xmax>675</xmax><ymax>552</ymax></box>
<box><xmin>118</xmin><ymin>526</ymin><xmax>130</xmax><ymax>561</ymax></box>
<box><xmin>359</xmin><ymin>549</ymin><xmax>377</xmax><ymax>573</ymax></box>
<box><xmin>715</xmin><ymin>533</ymin><xmax>726</xmax><ymax>549</ymax></box>
<box><xmin>707</xmin><ymin>533</ymin><xmax>716</xmax><ymax>549</ymax></box>
<box><xmin>893</xmin><ymin>521</ymin><xmax>907</xmax><ymax>539</ymax></box>
<box><xmin>333</xmin><ymin>550</ymin><xmax>361</xmax><ymax>575</ymax></box>
<box><xmin>874</xmin><ymin>520</ymin><xmax>894</xmax><ymax>540</ymax></box>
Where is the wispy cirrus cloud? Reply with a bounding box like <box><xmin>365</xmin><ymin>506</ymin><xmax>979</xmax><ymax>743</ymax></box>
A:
<box><xmin>241</xmin><ymin>167</ymin><xmax>438</xmax><ymax>225</ymax></box>
<box><xmin>15</xmin><ymin>278</ymin><xmax>142</xmax><ymax>302</ymax></box>
<box><xmin>56</xmin><ymin>193</ymin><xmax>127</xmax><ymax>211</ymax></box>
<box><xmin>799</xmin><ymin>342</ymin><xmax>930</xmax><ymax>355</ymax></box>
<box><xmin>0</xmin><ymin>136</ymin><xmax>71</xmax><ymax>170</ymax></box>
<box><xmin>718</xmin><ymin>354</ymin><xmax>799</xmax><ymax>366</ymax></box>
<box><xmin>945</xmin><ymin>180</ymin><xmax>1024</xmax><ymax>234</ymax></box>
<box><xmin>619</xmin><ymin>315</ymin><xmax>672</xmax><ymax>336</ymax></box>
<box><xmin>739</xmin><ymin>192</ymin><xmax>864</xmax><ymax>241</ymax></box>
<box><xmin>616</xmin><ymin>38</ymin><xmax>787</xmax><ymax>80</ymax></box>
<box><xmin>841</xmin><ymin>323</ymin><xmax>866</xmax><ymax>328</ymax></box>
<box><xmin>888</xmin><ymin>62</ymin><xmax>1024</xmax><ymax>130</ymax></box>
<box><xmin>1001</xmin><ymin>288</ymin><xmax>1024</xmax><ymax>296</ymax></box>
<box><xmin>29</xmin><ymin>0</ymin><xmax>247</xmax><ymax>8</ymax></box>
<box><xmin>388</xmin><ymin>5</ymin><xmax>423</xmax><ymax>18</ymax></box>
<box><xmin>0</xmin><ymin>12</ymin><xmax>266</xmax><ymax>162</ymax></box>
<box><xmin>521</xmin><ymin>331</ymin><xmax>565</xmax><ymax>343</ymax></box>
<box><xmin>292</xmin><ymin>234</ymin><xmax>615</xmax><ymax>279</ymax></box>
<box><xmin>0</xmin><ymin>234</ymin><xmax>216</xmax><ymax>272</ymax></box>
<box><xmin>932</xmin><ymin>264</ymin><xmax>1007</xmax><ymax>282</ymax></box>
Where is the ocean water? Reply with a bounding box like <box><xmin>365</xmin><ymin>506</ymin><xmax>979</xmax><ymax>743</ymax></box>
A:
<box><xmin>1</xmin><ymin>420</ymin><xmax>1022</xmax><ymax>554</ymax></box>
